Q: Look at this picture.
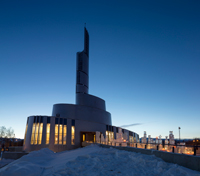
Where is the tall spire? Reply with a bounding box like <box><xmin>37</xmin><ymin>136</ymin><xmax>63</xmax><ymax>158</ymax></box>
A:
<box><xmin>84</xmin><ymin>27</ymin><xmax>89</xmax><ymax>57</ymax></box>
<box><xmin>76</xmin><ymin>27</ymin><xmax>89</xmax><ymax>97</ymax></box>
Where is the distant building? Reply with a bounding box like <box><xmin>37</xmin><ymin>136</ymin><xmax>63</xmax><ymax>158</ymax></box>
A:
<box><xmin>23</xmin><ymin>28</ymin><xmax>139</xmax><ymax>152</ymax></box>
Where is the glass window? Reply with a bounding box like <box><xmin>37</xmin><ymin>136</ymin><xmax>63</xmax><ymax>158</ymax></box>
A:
<box><xmin>71</xmin><ymin>126</ymin><xmax>75</xmax><ymax>145</ymax></box>
<box><xmin>46</xmin><ymin>123</ymin><xmax>50</xmax><ymax>144</ymax></box>
<box><xmin>34</xmin><ymin>123</ymin><xmax>39</xmax><ymax>144</ymax></box>
<box><xmin>38</xmin><ymin>123</ymin><xmax>43</xmax><ymax>144</ymax></box>
<box><xmin>31</xmin><ymin>123</ymin><xmax>36</xmax><ymax>144</ymax></box>
<box><xmin>94</xmin><ymin>135</ymin><xmax>96</xmax><ymax>143</ymax></box>
<box><xmin>129</xmin><ymin>136</ymin><xmax>133</xmax><ymax>143</ymax></box>
<box><xmin>83</xmin><ymin>134</ymin><xmax>85</xmax><ymax>142</ymax></box>
<box><xmin>111</xmin><ymin>132</ymin><xmax>114</xmax><ymax>141</ymax></box>
<box><xmin>63</xmin><ymin>125</ymin><xmax>67</xmax><ymax>145</ymax></box>
<box><xmin>59</xmin><ymin>124</ymin><xmax>63</xmax><ymax>144</ymax></box>
<box><xmin>55</xmin><ymin>124</ymin><xmax>58</xmax><ymax>144</ymax></box>
<box><xmin>106</xmin><ymin>131</ymin><xmax>109</xmax><ymax>142</ymax></box>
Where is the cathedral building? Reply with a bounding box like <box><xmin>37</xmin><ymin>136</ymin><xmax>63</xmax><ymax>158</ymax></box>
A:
<box><xmin>23</xmin><ymin>28</ymin><xmax>139</xmax><ymax>152</ymax></box>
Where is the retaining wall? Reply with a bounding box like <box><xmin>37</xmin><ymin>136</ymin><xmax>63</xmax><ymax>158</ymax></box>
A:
<box><xmin>98</xmin><ymin>144</ymin><xmax>200</xmax><ymax>172</ymax></box>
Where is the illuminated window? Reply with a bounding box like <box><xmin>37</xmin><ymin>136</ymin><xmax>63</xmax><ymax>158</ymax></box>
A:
<box><xmin>63</xmin><ymin>125</ymin><xmax>67</xmax><ymax>145</ymax></box>
<box><xmin>129</xmin><ymin>136</ymin><xmax>133</xmax><ymax>143</ymax></box>
<box><xmin>106</xmin><ymin>131</ymin><xmax>109</xmax><ymax>141</ymax></box>
<box><xmin>59</xmin><ymin>124</ymin><xmax>63</xmax><ymax>144</ymax></box>
<box><xmin>31</xmin><ymin>123</ymin><xmax>36</xmax><ymax>144</ymax></box>
<box><xmin>24</xmin><ymin>124</ymin><xmax>28</xmax><ymax>145</ymax></box>
<box><xmin>46</xmin><ymin>123</ymin><xmax>50</xmax><ymax>144</ymax></box>
<box><xmin>94</xmin><ymin>135</ymin><xmax>96</xmax><ymax>143</ymax></box>
<box><xmin>109</xmin><ymin>132</ymin><xmax>111</xmax><ymax>141</ymax></box>
<box><xmin>71</xmin><ymin>126</ymin><xmax>75</xmax><ymax>145</ymax></box>
<box><xmin>38</xmin><ymin>123</ymin><xmax>43</xmax><ymax>144</ymax></box>
<box><xmin>110</xmin><ymin>132</ymin><xmax>114</xmax><ymax>141</ymax></box>
<box><xmin>34</xmin><ymin>123</ymin><xmax>39</xmax><ymax>144</ymax></box>
<box><xmin>55</xmin><ymin>124</ymin><xmax>58</xmax><ymax>144</ymax></box>
<box><xmin>83</xmin><ymin>134</ymin><xmax>85</xmax><ymax>142</ymax></box>
<box><xmin>30</xmin><ymin>117</ymin><xmax>43</xmax><ymax>145</ymax></box>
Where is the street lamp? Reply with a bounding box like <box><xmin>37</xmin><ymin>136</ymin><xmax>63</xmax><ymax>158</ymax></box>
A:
<box><xmin>178</xmin><ymin>127</ymin><xmax>181</xmax><ymax>143</ymax></box>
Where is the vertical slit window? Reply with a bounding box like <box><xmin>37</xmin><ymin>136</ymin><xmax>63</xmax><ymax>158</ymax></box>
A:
<box><xmin>31</xmin><ymin>123</ymin><xmax>36</xmax><ymax>144</ymax></box>
<box><xmin>34</xmin><ymin>123</ymin><xmax>39</xmax><ymax>144</ymax></box>
<box><xmin>106</xmin><ymin>131</ymin><xmax>109</xmax><ymax>142</ymax></box>
<box><xmin>83</xmin><ymin>134</ymin><xmax>85</xmax><ymax>142</ymax></box>
<box><xmin>55</xmin><ymin>124</ymin><xmax>58</xmax><ymax>144</ymax></box>
<box><xmin>46</xmin><ymin>123</ymin><xmax>50</xmax><ymax>144</ymax></box>
<box><xmin>111</xmin><ymin>132</ymin><xmax>114</xmax><ymax>141</ymax></box>
<box><xmin>71</xmin><ymin>126</ymin><xmax>75</xmax><ymax>145</ymax></box>
<box><xmin>63</xmin><ymin>125</ymin><xmax>67</xmax><ymax>145</ymax></box>
<box><xmin>59</xmin><ymin>124</ymin><xmax>63</xmax><ymax>144</ymax></box>
<box><xmin>38</xmin><ymin>123</ymin><xmax>43</xmax><ymax>144</ymax></box>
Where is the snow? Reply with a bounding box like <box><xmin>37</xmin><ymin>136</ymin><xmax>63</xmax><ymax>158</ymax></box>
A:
<box><xmin>0</xmin><ymin>159</ymin><xmax>14</xmax><ymax>169</ymax></box>
<box><xmin>0</xmin><ymin>145</ymin><xmax>200</xmax><ymax>176</ymax></box>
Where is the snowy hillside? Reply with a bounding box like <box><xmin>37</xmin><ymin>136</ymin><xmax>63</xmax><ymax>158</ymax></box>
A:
<box><xmin>0</xmin><ymin>145</ymin><xmax>200</xmax><ymax>176</ymax></box>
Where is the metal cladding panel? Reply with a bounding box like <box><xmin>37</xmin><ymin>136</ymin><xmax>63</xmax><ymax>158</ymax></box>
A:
<box><xmin>76</xmin><ymin>85</ymin><xmax>88</xmax><ymax>94</ymax></box>
<box><xmin>76</xmin><ymin>51</ymin><xmax>89</xmax><ymax>94</ymax></box>
<box><xmin>76</xmin><ymin>52</ymin><xmax>89</xmax><ymax>76</ymax></box>
<box><xmin>76</xmin><ymin>71</ymin><xmax>88</xmax><ymax>87</ymax></box>
<box><xmin>76</xmin><ymin>93</ymin><xmax>106</xmax><ymax>111</ymax></box>
<box><xmin>52</xmin><ymin>103</ymin><xmax>111</xmax><ymax>125</ymax></box>
<box><xmin>84</xmin><ymin>27</ymin><xmax>89</xmax><ymax>57</ymax></box>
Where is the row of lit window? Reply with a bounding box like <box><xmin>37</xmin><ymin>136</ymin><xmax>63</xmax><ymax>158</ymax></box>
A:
<box><xmin>54</xmin><ymin>124</ymin><xmax>75</xmax><ymax>145</ymax></box>
<box><xmin>55</xmin><ymin>124</ymin><xmax>67</xmax><ymax>145</ymax></box>
<box><xmin>31</xmin><ymin>123</ymin><xmax>43</xmax><ymax>145</ymax></box>
<box><xmin>29</xmin><ymin>120</ymin><xmax>75</xmax><ymax>145</ymax></box>
<box><xmin>106</xmin><ymin>131</ymin><xmax>114</xmax><ymax>142</ymax></box>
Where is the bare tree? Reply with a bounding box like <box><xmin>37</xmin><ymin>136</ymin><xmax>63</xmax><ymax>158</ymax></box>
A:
<box><xmin>6</xmin><ymin>127</ymin><xmax>15</xmax><ymax>139</ymax></box>
<box><xmin>0</xmin><ymin>126</ymin><xmax>6</xmax><ymax>138</ymax></box>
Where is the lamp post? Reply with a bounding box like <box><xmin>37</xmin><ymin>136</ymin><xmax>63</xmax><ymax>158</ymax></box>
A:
<box><xmin>178</xmin><ymin>127</ymin><xmax>181</xmax><ymax>144</ymax></box>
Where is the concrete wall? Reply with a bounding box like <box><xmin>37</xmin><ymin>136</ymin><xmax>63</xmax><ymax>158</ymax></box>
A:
<box><xmin>98</xmin><ymin>144</ymin><xmax>200</xmax><ymax>172</ymax></box>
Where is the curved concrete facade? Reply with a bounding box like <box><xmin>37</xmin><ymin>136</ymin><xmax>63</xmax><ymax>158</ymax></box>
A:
<box><xmin>52</xmin><ymin>103</ymin><xmax>111</xmax><ymax>125</ymax></box>
<box><xmin>76</xmin><ymin>94</ymin><xmax>106</xmax><ymax>111</ymax></box>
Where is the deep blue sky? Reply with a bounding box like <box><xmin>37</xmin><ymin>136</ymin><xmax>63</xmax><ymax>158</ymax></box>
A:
<box><xmin>0</xmin><ymin>0</ymin><xmax>200</xmax><ymax>139</ymax></box>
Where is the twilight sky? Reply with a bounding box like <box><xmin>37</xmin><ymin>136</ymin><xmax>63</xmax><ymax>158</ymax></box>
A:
<box><xmin>0</xmin><ymin>0</ymin><xmax>200</xmax><ymax>139</ymax></box>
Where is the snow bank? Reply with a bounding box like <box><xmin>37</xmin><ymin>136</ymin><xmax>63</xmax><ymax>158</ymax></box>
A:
<box><xmin>0</xmin><ymin>145</ymin><xmax>200</xmax><ymax>176</ymax></box>
<box><xmin>0</xmin><ymin>159</ymin><xmax>14</xmax><ymax>169</ymax></box>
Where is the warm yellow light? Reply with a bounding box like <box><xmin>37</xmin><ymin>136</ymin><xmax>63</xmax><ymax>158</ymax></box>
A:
<box><xmin>46</xmin><ymin>124</ymin><xmax>51</xmax><ymax>144</ymax></box>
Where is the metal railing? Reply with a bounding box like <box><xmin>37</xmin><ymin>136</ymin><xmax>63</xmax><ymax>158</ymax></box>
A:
<box><xmin>94</xmin><ymin>141</ymin><xmax>200</xmax><ymax>156</ymax></box>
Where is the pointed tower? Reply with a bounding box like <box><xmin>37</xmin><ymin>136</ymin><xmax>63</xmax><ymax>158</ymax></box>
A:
<box><xmin>76</xmin><ymin>27</ymin><xmax>89</xmax><ymax>96</ymax></box>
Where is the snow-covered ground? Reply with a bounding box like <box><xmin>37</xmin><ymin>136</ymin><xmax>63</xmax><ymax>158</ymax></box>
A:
<box><xmin>0</xmin><ymin>145</ymin><xmax>200</xmax><ymax>176</ymax></box>
<box><xmin>0</xmin><ymin>159</ymin><xmax>14</xmax><ymax>169</ymax></box>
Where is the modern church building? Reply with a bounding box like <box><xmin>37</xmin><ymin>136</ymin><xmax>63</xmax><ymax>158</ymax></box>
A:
<box><xmin>23</xmin><ymin>28</ymin><xmax>139</xmax><ymax>152</ymax></box>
